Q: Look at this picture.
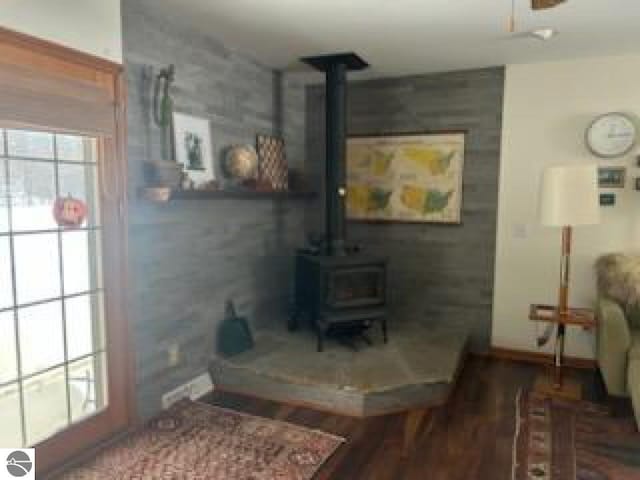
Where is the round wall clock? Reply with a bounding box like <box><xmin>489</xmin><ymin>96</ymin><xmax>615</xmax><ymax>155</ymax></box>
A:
<box><xmin>586</xmin><ymin>112</ymin><xmax>637</xmax><ymax>158</ymax></box>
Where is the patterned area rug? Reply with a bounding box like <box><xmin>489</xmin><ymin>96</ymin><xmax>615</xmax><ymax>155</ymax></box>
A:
<box><xmin>59</xmin><ymin>400</ymin><xmax>344</xmax><ymax>479</ymax></box>
<box><xmin>512</xmin><ymin>390</ymin><xmax>640</xmax><ymax>480</ymax></box>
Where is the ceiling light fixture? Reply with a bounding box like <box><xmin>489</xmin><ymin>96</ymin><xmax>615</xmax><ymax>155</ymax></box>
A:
<box><xmin>531</xmin><ymin>0</ymin><xmax>567</xmax><ymax>10</ymax></box>
<box><xmin>530</xmin><ymin>27</ymin><xmax>558</xmax><ymax>40</ymax></box>
<box><xmin>507</xmin><ymin>0</ymin><xmax>567</xmax><ymax>33</ymax></box>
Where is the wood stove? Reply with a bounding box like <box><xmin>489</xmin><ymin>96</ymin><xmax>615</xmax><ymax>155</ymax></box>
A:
<box><xmin>291</xmin><ymin>53</ymin><xmax>388</xmax><ymax>352</ymax></box>
<box><xmin>292</xmin><ymin>253</ymin><xmax>388</xmax><ymax>351</ymax></box>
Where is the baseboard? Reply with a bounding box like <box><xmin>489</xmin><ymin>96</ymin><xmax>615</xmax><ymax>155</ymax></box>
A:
<box><xmin>488</xmin><ymin>347</ymin><xmax>597</xmax><ymax>370</ymax></box>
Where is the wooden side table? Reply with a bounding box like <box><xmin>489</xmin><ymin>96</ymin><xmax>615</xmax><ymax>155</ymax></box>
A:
<box><xmin>529</xmin><ymin>304</ymin><xmax>596</xmax><ymax>400</ymax></box>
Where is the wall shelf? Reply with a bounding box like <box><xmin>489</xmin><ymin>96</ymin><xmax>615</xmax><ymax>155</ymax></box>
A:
<box><xmin>139</xmin><ymin>187</ymin><xmax>317</xmax><ymax>203</ymax></box>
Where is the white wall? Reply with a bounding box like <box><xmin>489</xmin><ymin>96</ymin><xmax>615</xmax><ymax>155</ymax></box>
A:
<box><xmin>0</xmin><ymin>0</ymin><xmax>122</xmax><ymax>63</ymax></box>
<box><xmin>493</xmin><ymin>55</ymin><xmax>640</xmax><ymax>359</ymax></box>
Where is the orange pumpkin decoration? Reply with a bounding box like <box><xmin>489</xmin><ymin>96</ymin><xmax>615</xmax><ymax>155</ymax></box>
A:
<box><xmin>53</xmin><ymin>196</ymin><xmax>88</xmax><ymax>228</ymax></box>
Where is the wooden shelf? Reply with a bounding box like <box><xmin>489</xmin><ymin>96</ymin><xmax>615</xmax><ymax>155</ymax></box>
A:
<box><xmin>139</xmin><ymin>187</ymin><xmax>317</xmax><ymax>203</ymax></box>
<box><xmin>529</xmin><ymin>304</ymin><xmax>596</xmax><ymax>329</ymax></box>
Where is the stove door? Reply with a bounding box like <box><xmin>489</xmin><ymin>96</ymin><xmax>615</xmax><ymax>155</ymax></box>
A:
<box><xmin>325</xmin><ymin>266</ymin><xmax>385</xmax><ymax>309</ymax></box>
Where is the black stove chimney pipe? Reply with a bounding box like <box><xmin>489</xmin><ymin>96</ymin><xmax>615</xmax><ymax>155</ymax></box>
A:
<box><xmin>301</xmin><ymin>53</ymin><xmax>369</xmax><ymax>256</ymax></box>
<box><xmin>324</xmin><ymin>61</ymin><xmax>347</xmax><ymax>256</ymax></box>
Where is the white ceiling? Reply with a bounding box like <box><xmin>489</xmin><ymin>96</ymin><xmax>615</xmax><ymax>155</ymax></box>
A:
<box><xmin>154</xmin><ymin>0</ymin><xmax>640</xmax><ymax>79</ymax></box>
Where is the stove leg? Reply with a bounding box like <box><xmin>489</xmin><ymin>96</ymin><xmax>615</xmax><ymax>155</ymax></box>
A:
<box><xmin>382</xmin><ymin>318</ymin><xmax>388</xmax><ymax>343</ymax></box>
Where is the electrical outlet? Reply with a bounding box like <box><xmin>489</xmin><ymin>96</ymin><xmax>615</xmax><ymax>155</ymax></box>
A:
<box><xmin>167</xmin><ymin>344</ymin><xmax>180</xmax><ymax>367</ymax></box>
<box><xmin>512</xmin><ymin>223</ymin><xmax>529</xmax><ymax>239</ymax></box>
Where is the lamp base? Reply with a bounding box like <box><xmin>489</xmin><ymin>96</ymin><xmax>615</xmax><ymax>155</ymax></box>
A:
<box><xmin>534</xmin><ymin>373</ymin><xmax>581</xmax><ymax>401</ymax></box>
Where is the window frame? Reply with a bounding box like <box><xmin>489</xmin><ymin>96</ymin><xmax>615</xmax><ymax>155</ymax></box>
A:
<box><xmin>0</xmin><ymin>26</ymin><xmax>134</xmax><ymax>477</ymax></box>
<box><xmin>0</xmin><ymin>129</ymin><xmax>108</xmax><ymax>446</ymax></box>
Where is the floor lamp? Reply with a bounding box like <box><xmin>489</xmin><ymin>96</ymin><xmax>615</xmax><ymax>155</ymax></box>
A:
<box><xmin>537</xmin><ymin>164</ymin><xmax>600</xmax><ymax>394</ymax></box>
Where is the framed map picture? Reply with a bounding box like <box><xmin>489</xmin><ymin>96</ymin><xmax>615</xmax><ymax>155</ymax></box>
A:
<box><xmin>346</xmin><ymin>132</ymin><xmax>465</xmax><ymax>224</ymax></box>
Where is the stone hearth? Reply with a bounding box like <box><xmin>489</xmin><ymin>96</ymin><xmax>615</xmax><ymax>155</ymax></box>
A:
<box><xmin>209</xmin><ymin>321</ymin><xmax>468</xmax><ymax>417</ymax></box>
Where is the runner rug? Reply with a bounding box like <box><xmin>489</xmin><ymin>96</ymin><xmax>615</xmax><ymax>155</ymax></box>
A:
<box><xmin>59</xmin><ymin>400</ymin><xmax>344</xmax><ymax>479</ymax></box>
<box><xmin>512</xmin><ymin>390</ymin><xmax>640</xmax><ymax>480</ymax></box>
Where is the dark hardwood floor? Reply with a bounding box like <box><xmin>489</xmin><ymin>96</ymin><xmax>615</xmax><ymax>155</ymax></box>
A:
<box><xmin>205</xmin><ymin>356</ymin><xmax>615</xmax><ymax>480</ymax></box>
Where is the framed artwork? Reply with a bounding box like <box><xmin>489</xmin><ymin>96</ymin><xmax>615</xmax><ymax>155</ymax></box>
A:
<box><xmin>256</xmin><ymin>134</ymin><xmax>288</xmax><ymax>191</ymax></box>
<box><xmin>600</xmin><ymin>193</ymin><xmax>616</xmax><ymax>207</ymax></box>
<box><xmin>598</xmin><ymin>167</ymin><xmax>626</xmax><ymax>189</ymax></box>
<box><xmin>172</xmin><ymin>112</ymin><xmax>215</xmax><ymax>186</ymax></box>
<box><xmin>346</xmin><ymin>132</ymin><xmax>465</xmax><ymax>224</ymax></box>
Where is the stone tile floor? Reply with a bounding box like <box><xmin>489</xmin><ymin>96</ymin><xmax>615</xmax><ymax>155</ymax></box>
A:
<box><xmin>211</xmin><ymin>320</ymin><xmax>469</xmax><ymax>416</ymax></box>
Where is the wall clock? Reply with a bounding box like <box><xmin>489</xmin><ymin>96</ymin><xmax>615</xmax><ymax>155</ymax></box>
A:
<box><xmin>586</xmin><ymin>112</ymin><xmax>637</xmax><ymax>158</ymax></box>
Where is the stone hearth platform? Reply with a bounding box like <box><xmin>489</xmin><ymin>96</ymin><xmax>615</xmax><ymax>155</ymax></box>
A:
<box><xmin>209</xmin><ymin>321</ymin><xmax>469</xmax><ymax>417</ymax></box>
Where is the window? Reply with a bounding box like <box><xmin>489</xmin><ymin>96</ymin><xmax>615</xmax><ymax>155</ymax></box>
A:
<box><xmin>0</xmin><ymin>128</ymin><xmax>108</xmax><ymax>447</ymax></box>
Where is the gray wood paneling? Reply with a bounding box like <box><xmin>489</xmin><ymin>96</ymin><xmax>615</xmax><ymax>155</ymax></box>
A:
<box><xmin>122</xmin><ymin>0</ymin><xmax>306</xmax><ymax>420</ymax></box>
<box><xmin>305</xmin><ymin>68</ymin><xmax>505</xmax><ymax>352</ymax></box>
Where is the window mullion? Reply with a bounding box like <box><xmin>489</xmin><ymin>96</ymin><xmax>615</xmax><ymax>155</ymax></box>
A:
<box><xmin>86</xmin><ymin>143</ymin><xmax>102</xmax><ymax>363</ymax></box>
<box><xmin>5</xmin><ymin>128</ymin><xmax>27</xmax><ymax>448</ymax></box>
<box><xmin>53</xmin><ymin>134</ymin><xmax>73</xmax><ymax>428</ymax></box>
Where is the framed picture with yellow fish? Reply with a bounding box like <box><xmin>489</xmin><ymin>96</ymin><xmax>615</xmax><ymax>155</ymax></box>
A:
<box><xmin>346</xmin><ymin>131</ymin><xmax>466</xmax><ymax>224</ymax></box>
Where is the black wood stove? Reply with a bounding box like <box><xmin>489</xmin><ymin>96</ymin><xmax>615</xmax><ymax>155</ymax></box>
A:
<box><xmin>291</xmin><ymin>53</ymin><xmax>388</xmax><ymax>352</ymax></box>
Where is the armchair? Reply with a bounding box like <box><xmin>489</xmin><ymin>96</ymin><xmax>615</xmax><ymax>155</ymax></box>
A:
<box><xmin>595</xmin><ymin>254</ymin><xmax>640</xmax><ymax>429</ymax></box>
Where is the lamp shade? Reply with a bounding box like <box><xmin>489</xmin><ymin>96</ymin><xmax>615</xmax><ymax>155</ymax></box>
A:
<box><xmin>539</xmin><ymin>164</ymin><xmax>600</xmax><ymax>227</ymax></box>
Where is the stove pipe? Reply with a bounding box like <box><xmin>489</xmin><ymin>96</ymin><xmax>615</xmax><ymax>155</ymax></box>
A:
<box><xmin>301</xmin><ymin>53</ymin><xmax>369</xmax><ymax>256</ymax></box>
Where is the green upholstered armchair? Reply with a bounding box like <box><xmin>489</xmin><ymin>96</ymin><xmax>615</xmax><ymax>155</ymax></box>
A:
<box><xmin>595</xmin><ymin>254</ymin><xmax>640</xmax><ymax>430</ymax></box>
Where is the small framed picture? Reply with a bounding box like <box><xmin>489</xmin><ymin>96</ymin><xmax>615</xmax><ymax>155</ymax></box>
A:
<box><xmin>598</xmin><ymin>167</ymin><xmax>626</xmax><ymax>188</ymax></box>
<box><xmin>600</xmin><ymin>193</ymin><xmax>616</xmax><ymax>206</ymax></box>
<box><xmin>173</xmin><ymin>112</ymin><xmax>215</xmax><ymax>186</ymax></box>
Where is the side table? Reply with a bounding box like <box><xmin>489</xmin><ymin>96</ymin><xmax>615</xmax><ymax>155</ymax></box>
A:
<box><xmin>529</xmin><ymin>304</ymin><xmax>596</xmax><ymax>400</ymax></box>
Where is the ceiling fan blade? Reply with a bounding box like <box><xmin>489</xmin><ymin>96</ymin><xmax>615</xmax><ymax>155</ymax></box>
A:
<box><xmin>532</xmin><ymin>0</ymin><xmax>567</xmax><ymax>9</ymax></box>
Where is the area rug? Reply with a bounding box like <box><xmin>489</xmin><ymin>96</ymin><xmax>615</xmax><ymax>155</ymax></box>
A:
<box><xmin>59</xmin><ymin>400</ymin><xmax>344</xmax><ymax>479</ymax></box>
<box><xmin>512</xmin><ymin>390</ymin><xmax>640</xmax><ymax>480</ymax></box>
